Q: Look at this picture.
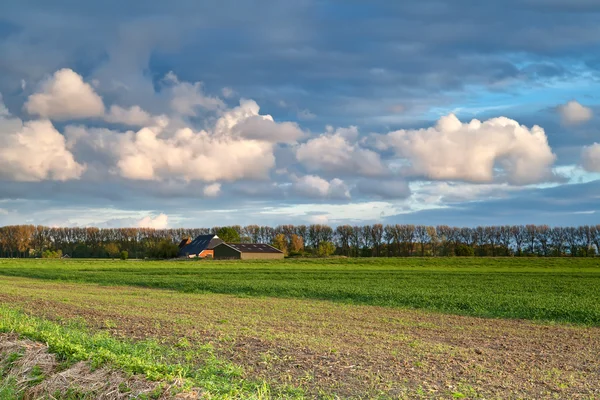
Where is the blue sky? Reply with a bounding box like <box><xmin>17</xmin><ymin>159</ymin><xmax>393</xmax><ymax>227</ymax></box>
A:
<box><xmin>0</xmin><ymin>0</ymin><xmax>600</xmax><ymax>228</ymax></box>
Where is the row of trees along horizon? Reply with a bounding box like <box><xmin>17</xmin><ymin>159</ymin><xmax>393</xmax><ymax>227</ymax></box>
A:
<box><xmin>1</xmin><ymin>224</ymin><xmax>600</xmax><ymax>259</ymax></box>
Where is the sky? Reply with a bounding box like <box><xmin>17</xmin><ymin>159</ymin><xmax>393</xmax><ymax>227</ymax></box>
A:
<box><xmin>1</xmin><ymin>0</ymin><xmax>600</xmax><ymax>229</ymax></box>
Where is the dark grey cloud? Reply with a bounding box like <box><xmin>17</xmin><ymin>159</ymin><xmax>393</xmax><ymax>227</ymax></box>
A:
<box><xmin>355</xmin><ymin>179</ymin><xmax>411</xmax><ymax>200</ymax></box>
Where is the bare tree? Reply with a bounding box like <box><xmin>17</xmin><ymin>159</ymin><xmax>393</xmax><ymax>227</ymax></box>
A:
<box><xmin>511</xmin><ymin>226</ymin><xmax>526</xmax><ymax>256</ymax></box>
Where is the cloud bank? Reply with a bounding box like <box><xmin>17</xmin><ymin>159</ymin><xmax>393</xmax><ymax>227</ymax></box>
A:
<box><xmin>374</xmin><ymin>114</ymin><xmax>556</xmax><ymax>185</ymax></box>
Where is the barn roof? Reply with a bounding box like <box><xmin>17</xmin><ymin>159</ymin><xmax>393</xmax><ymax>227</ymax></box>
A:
<box><xmin>179</xmin><ymin>234</ymin><xmax>222</xmax><ymax>256</ymax></box>
<box><xmin>215</xmin><ymin>243</ymin><xmax>283</xmax><ymax>254</ymax></box>
<box><xmin>207</xmin><ymin>237</ymin><xmax>224</xmax><ymax>249</ymax></box>
<box><xmin>178</xmin><ymin>237</ymin><xmax>192</xmax><ymax>249</ymax></box>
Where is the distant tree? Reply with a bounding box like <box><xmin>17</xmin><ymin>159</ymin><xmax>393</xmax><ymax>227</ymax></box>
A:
<box><xmin>148</xmin><ymin>240</ymin><xmax>179</xmax><ymax>259</ymax></box>
<box><xmin>42</xmin><ymin>249</ymin><xmax>62</xmax><ymax>259</ymax></box>
<box><xmin>454</xmin><ymin>244</ymin><xmax>474</xmax><ymax>257</ymax></box>
<box><xmin>120</xmin><ymin>250</ymin><xmax>129</xmax><ymax>260</ymax></box>
<box><xmin>289</xmin><ymin>234</ymin><xmax>304</xmax><ymax>255</ymax></box>
<box><xmin>317</xmin><ymin>241</ymin><xmax>336</xmax><ymax>257</ymax></box>
<box><xmin>272</xmin><ymin>234</ymin><xmax>289</xmax><ymax>256</ymax></box>
<box><xmin>426</xmin><ymin>226</ymin><xmax>438</xmax><ymax>256</ymax></box>
<box><xmin>511</xmin><ymin>225</ymin><xmax>526</xmax><ymax>256</ymax></box>
<box><xmin>415</xmin><ymin>225</ymin><xmax>430</xmax><ymax>257</ymax></box>
<box><xmin>217</xmin><ymin>227</ymin><xmax>241</xmax><ymax>243</ymax></box>
<box><xmin>335</xmin><ymin>225</ymin><xmax>352</xmax><ymax>256</ymax></box>
<box><xmin>104</xmin><ymin>242</ymin><xmax>120</xmax><ymax>258</ymax></box>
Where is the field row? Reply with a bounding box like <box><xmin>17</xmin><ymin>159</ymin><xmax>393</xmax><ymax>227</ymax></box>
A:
<box><xmin>1</xmin><ymin>275</ymin><xmax>599</xmax><ymax>398</ymax></box>
<box><xmin>0</xmin><ymin>258</ymin><xmax>599</xmax><ymax>325</ymax></box>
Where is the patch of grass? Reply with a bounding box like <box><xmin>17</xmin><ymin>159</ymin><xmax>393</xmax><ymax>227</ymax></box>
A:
<box><xmin>0</xmin><ymin>258</ymin><xmax>599</xmax><ymax>325</ymax></box>
<box><xmin>0</xmin><ymin>305</ymin><xmax>304</xmax><ymax>399</ymax></box>
<box><xmin>52</xmin><ymin>388</ymin><xmax>93</xmax><ymax>399</ymax></box>
<box><xmin>0</xmin><ymin>351</ymin><xmax>22</xmax><ymax>378</ymax></box>
<box><xmin>0</xmin><ymin>376</ymin><xmax>20</xmax><ymax>400</ymax></box>
<box><xmin>29</xmin><ymin>365</ymin><xmax>45</xmax><ymax>385</ymax></box>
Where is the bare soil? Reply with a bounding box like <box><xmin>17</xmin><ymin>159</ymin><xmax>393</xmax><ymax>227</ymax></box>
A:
<box><xmin>0</xmin><ymin>333</ymin><xmax>192</xmax><ymax>399</ymax></box>
<box><xmin>1</xmin><ymin>277</ymin><xmax>599</xmax><ymax>399</ymax></box>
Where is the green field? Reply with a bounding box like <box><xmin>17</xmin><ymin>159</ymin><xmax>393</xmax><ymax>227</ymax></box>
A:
<box><xmin>1</xmin><ymin>258</ymin><xmax>599</xmax><ymax>399</ymax></box>
<box><xmin>0</xmin><ymin>257</ymin><xmax>599</xmax><ymax>325</ymax></box>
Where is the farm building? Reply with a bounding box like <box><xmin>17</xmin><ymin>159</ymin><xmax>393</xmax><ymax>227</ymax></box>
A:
<box><xmin>213</xmin><ymin>243</ymin><xmax>284</xmax><ymax>260</ymax></box>
<box><xmin>178</xmin><ymin>234</ymin><xmax>224</xmax><ymax>258</ymax></box>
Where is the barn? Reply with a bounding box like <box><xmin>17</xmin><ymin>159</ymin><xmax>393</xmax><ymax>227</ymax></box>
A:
<box><xmin>178</xmin><ymin>234</ymin><xmax>224</xmax><ymax>258</ymax></box>
<box><xmin>213</xmin><ymin>243</ymin><xmax>284</xmax><ymax>260</ymax></box>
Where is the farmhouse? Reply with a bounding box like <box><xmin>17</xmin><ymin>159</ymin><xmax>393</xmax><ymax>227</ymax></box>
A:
<box><xmin>178</xmin><ymin>234</ymin><xmax>223</xmax><ymax>258</ymax></box>
<box><xmin>213</xmin><ymin>243</ymin><xmax>284</xmax><ymax>260</ymax></box>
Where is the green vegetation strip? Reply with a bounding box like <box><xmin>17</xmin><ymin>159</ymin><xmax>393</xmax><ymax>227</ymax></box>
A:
<box><xmin>1</xmin><ymin>258</ymin><xmax>600</xmax><ymax>325</ymax></box>
<box><xmin>0</xmin><ymin>306</ymin><xmax>303</xmax><ymax>399</ymax></box>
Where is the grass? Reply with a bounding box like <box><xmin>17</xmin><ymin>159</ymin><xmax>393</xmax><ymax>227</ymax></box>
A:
<box><xmin>0</xmin><ymin>377</ymin><xmax>19</xmax><ymax>400</ymax></box>
<box><xmin>0</xmin><ymin>274</ymin><xmax>598</xmax><ymax>398</ymax></box>
<box><xmin>0</xmin><ymin>257</ymin><xmax>599</xmax><ymax>325</ymax></box>
<box><xmin>0</xmin><ymin>305</ymin><xmax>304</xmax><ymax>399</ymax></box>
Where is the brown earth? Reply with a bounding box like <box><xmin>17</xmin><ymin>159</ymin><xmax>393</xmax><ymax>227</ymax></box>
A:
<box><xmin>0</xmin><ymin>276</ymin><xmax>599</xmax><ymax>399</ymax></box>
<box><xmin>0</xmin><ymin>333</ymin><xmax>199</xmax><ymax>399</ymax></box>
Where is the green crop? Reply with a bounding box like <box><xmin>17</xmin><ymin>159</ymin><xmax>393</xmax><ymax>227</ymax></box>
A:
<box><xmin>0</xmin><ymin>306</ymin><xmax>304</xmax><ymax>399</ymax></box>
<box><xmin>0</xmin><ymin>257</ymin><xmax>599</xmax><ymax>325</ymax></box>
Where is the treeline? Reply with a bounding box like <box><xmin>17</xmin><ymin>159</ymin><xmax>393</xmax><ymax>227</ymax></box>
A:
<box><xmin>0</xmin><ymin>224</ymin><xmax>599</xmax><ymax>258</ymax></box>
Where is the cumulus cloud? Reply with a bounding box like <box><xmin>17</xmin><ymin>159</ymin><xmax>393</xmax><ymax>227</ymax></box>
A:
<box><xmin>355</xmin><ymin>179</ymin><xmax>411</xmax><ymax>199</ymax></box>
<box><xmin>0</xmin><ymin>110</ymin><xmax>86</xmax><ymax>182</ymax></box>
<box><xmin>116</xmin><ymin>126</ymin><xmax>276</xmax><ymax>182</ymax></box>
<box><xmin>66</xmin><ymin>95</ymin><xmax>306</xmax><ymax>182</ymax></box>
<box><xmin>217</xmin><ymin>99</ymin><xmax>304</xmax><ymax>143</ymax></box>
<box><xmin>581</xmin><ymin>143</ymin><xmax>600</xmax><ymax>172</ymax></box>
<box><xmin>137</xmin><ymin>213</ymin><xmax>169</xmax><ymax>229</ymax></box>
<box><xmin>164</xmin><ymin>72</ymin><xmax>225</xmax><ymax>116</ymax></box>
<box><xmin>203</xmin><ymin>183</ymin><xmax>222</xmax><ymax>197</ymax></box>
<box><xmin>24</xmin><ymin>69</ymin><xmax>105</xmax><ymax>120</ymax></box>
<box><xmin>104</xmin><ymin>105</ymin><xmax>158</xmax><ymax>126</ymax></box>
<box><xmin>0</xmin><ymin>96</ymin><xmax>8</xmax><ymax>117</ymax></box>
<box><xmin>67</xmin><ymin>122</ymin><xmax>277</xmax><ymax>183</ymax></box>
<box><xmin>374</xmin><ymin>114</ymin><xmax>556</xmax><ymax>185</ymax></box>
<box><xmin>296</xmin><ymin>126</ymin><xmax>389</xmax><ymax>177</ymax></box>
<box><xmin>292</xmin><ymin>175</ymin><xmax>350</xmax><ymax>199</ymax></box>
<box><xmin>558</xmin><ymin>100</ymin><xmax>593</xmax><ymax>125</ymax></box>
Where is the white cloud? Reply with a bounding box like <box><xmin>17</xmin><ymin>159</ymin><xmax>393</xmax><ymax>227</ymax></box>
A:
<box><xmin>410</xmin><ymin>181</ymin><xmax>522</xmax><ymax>205</ymax></box>
<box><xmin>582</xmin><ymin>143</ymin><xmax>600</xmax><ymax>172</ymax></box>
<box><xmin>67</xmin><ymin>122</ymin><xmax>277</xmax><ymax>183</ymax></box>
<box><xmin>137</xmin><ymin>213</ymin><xmax>169</xmax><ymax>229</ymax></box>
<box><xmin>217</xmin><ymin>99</ymin><xmax>304</xmax><ymax>143</ymax></box>
<box><xmin>66</xmin><ymin>95</ymin><xmax>306</xmax><ymax>182</ymax></box>
<box><xmin>203</xmin><ymin>183</ymin><xmax>222</xmax><ymax>197</ymax></box>
<box><xmin>104</xmin><ymin>105</ymin><xmax>159</xmax><ymax>126</ymax></box>
<box><xmin>296</xmin><ymin>126</ymin><xmax>389</xmax><ymax>177</ymax></box>
<box><xmin>116</xmin><ymin>126</ymin><xmax>276</xmax><ymax>182</ymax></box>
<box><xmin>375</xmin><ymin>114</ymin><xmax>556</xmax><ymax>185</ymax></box>
<box><xmin>24</xmin><ymin>69</ymin><xmax>105</xmax><ymax>120</ymax></box>
<box><xmin>260</xmin><ymin>201</ymin><xmax>397</xmax><ymax>223</ymax></box>
<box><xmin>292</xmin><ymin>175</ymin><xmax>350</xmax><ymax>199</ymax></box>
<box><xmin>165</xmin><ymin>72</ymin><xmax>225</xmax><ymax>116</ymax></box>
<box><xmin>0</xmin><ymin>100</ymin><xmax>85</xmax><ymax>182</ymax></box>
<box><xmin>0</xmin><ymin>95</ymin><xmax>9</xmax><ymax>117</ymax></box>
<box><xmin>558</xmin><ymin>100</ymin><xmax>593</xmax><ymax>125</ymax></box>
